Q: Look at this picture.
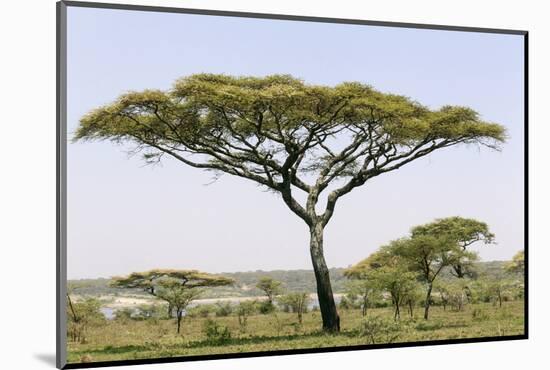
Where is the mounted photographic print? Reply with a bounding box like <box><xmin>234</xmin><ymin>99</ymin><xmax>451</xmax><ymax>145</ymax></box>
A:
<box><xmin>56</xmin><ymin>1</ymin><xmax>528</xmax><ymax>368</ymax></box>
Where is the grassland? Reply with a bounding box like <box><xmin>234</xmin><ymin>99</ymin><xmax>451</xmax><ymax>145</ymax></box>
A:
<box><xmin>67</xmin><ymin>300</ymin><xmax>524</xmax><ymax>364</ymax></box>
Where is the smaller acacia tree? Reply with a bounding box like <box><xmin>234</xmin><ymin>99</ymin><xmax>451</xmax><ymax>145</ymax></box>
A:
<box><xmin>505</xmin><ymin>250</ymin><xmax>525</xmax><ymax>275</ymax></box>
<box><xmin>347</xmin><ymin>247</ymin><xmax>419</xmax><ymax>320</ymax></box>
<box><xmin>256</xmin><ymin>276</ymin><xmax>283</xmax><ymax>306</ymax></box>
<box><xmin>343</xmin><ymin>279</ymin><xmax>379</xmax><ymax>317</ymax></box>
<box><xmin>411</xmin><ymin>217</ymin><xmax>494</xmax><ymax>278</ymax></box>
<box><xmin>279</xmin><ymin>292</ymin><xmax>311</xmax><ymax>325</ymax></box>
<box><xmin>403</xmin><ymin>285</ymin><xmax>424</xmax><ymax>318</ymax></box>
<box><xmin>389</xmin><ymin>235</ymin><xmax>463</xmax><ymax>320</ymax></box>
<box><xmin>111</xmin><ymin>269</ymin><xmax>233</xmax><ymax>333</ymax></box>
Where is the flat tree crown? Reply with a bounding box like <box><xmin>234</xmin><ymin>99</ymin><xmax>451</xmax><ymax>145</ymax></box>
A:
<box><xmin>110</xmin><ymin>269</ymin><xmax>234</xmax><ymax>291</ymax></box>
<box><xmin>75</xmin><ymin>74</ymin><xmax>506</xmax><ymax>229</ymax></box>
<box><xmin>76</xmin><ymin>74</ymin><xmax>505</xmax><ymax>146</ymax></box>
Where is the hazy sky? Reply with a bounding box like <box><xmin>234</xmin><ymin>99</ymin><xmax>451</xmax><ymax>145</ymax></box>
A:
<box><xmin>66</xmin><ymin>7</ymin><xmax>525</xmax><ymax>279</ymax></box>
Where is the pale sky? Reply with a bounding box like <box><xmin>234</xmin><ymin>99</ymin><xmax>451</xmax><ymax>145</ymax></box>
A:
<box><xmin>66</xmin><ymin>6</ymin><xmax>525</xmax><ymax>279</ymax></box>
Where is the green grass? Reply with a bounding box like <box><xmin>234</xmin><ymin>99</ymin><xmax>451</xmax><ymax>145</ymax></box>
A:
<box><xmin>67</xmin><ymin>300</ymin><xmax>524</xmax><ymax>363</ymax></box>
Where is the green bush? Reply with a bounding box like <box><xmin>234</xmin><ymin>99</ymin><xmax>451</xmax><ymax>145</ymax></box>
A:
<box><xmin>258</xmin><ymin>301</ymin><xmax>276</xmax><ymax>314</ymax></box>
<box><xmin>202</xmin><ymin>319</ymin><xmax>232</xmax><ymax>344</ymax></box>
<box><xmin>187</xmin><ymin>304</ymin><xmax>216</xmax><ymax>318</ymax></box>
<box><xmin>358</xmin><ymin>316</ymin><xmax>404</xmax><ymax>344</ymax></box>
<box><xmin>415</xmin><ymin>321</ymin><xmax>443</xmax><ymax>331</ymax></box>
<box><xmin>215</xmin><ymin>302</ymin><xmax>233</xmax><ymax>317</ymax></box>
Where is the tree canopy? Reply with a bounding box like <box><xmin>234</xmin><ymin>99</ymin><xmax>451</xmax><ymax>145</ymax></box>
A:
<box><xmin>411</xmin><ymin>217</ymin><xmax>494</xmax><ymax>278</ymax></box>
<box><xmin>505</xmin><ymin>250</ymin><xmax>525</xmax><ymax>274</ymax></box>
<box><xmin>76</xmin><ymin>74</ymin><xmax>505</xmax><ymax>227</ymax></box>
<box><xmin>255</xmin><ymin>276</ymin><xmax>283</xmax><ymax>305</ymax></box>
<box><xmin>111</xmin><ymin>269</ymin><xmax>234</xmax><ymax>294</ymax></box>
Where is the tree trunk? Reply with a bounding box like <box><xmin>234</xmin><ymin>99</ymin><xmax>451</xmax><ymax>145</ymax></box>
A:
<box><xmin>309</xmin><ymin>222</ymin><xmax>340</xmax><ymax>332</ymax></box>
<box><xmin>362</xmin><ymin>295</ymin><xmax>368</xmax><ymax>317</ymax></box>
<box><xmin>453</xmin><ymin>264</ymin><xmax>464</xmax><ymax>278</ymax></box>
<box><xmin>67</xmin><ymin>293</ymin><xmax>79</xmax><ymax>322</ymax></box>
<box><xmin>408</xmin><ymin>300</ymin><xmax>413</xmax><ymax>318</ymax></box>
<box><xmin>424</xmin><ymin>282</ymin><xmax>433</xmax><ymax>320</ymax></box>
<box><xmin>176</xmin><ymin>310</ymin><xmax>183</xmax><ymax>334</ymax></box>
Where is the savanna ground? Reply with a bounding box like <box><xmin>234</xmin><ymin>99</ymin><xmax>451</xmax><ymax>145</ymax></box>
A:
<box><xmin>67</xmin><ymin>300</ymin><xmax>524</xmax><ymax>363</ymax></box>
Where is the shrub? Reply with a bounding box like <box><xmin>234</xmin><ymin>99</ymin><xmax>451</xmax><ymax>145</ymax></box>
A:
<box><xmin>186</xmin><ymin>304</ymin><xmax>214</xmax><ymax>318</ymax></box>
<box><xmin>113</xmin><ymin>307</ymin><xmax>135</xmax><ymax>322</ymax></box>
<box><xmin>258</xmin><ymin>301</ymin><xmax>276</xmax><ymax>314</ymax></box>
<box><xmin>339</xmin><ymin>295</ymin><xmax>357</xmax><ymax>310</ymax></box>
<box><xmin>215</xmin><ymin>301</ymin><xmax>233</xmax><ymax>317</ymax></box>
<box><xmin>415</xmin><ymin>321</ymin><xmax>443</xmax><ymax>331</ymax></box>
<box><xmin>236</xmin><ymin>300</ymin><xmax>258</xmax><ymax>332</ymax></box>
<box><xmin>202</xmin><ymin>319</ymin><xmax>231</xmax><ymax>344</ymax></box>
<box><xmin>358</xmin><ymin>316</ymin><xmax>404</xmax><ymax>344</ymax></box>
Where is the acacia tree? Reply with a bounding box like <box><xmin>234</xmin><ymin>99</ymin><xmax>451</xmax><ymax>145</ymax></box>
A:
<box><xmin>389</xmin><ymin>235</ymin><xmax>469</xmax><ymax>320</ymax></box>
<box><xmin>343</xmin><ymin>279</ymin><xmax>379</xmax><ymax>316</ymax></box>
<box><xmin>279</xmin><ymin>292</ymin><xmax>310</xmax><ymax>325</ymax></box>
<box><xmin>346</xmin><ymin>247</ymin><xmax>419</xmax><ymax>320</ymax></box>
<box><xmin>76</xmin><ymin>74</ymin><xmax>505</xmax><ymax>332</ymax></box>
<box><xmin>505</xmin><ymin>250</ymin><xmax>525</xmax><ymax>275</ymax></box>
<box><xmin>256</xmin><ymin>276</ymin><xmax>283</xmax><ymax>305</ymax></box>
<box><xmin>411</xmin><ymin>217</ymin><xmax>494</xmax><ymax>278</ymax></box>
<box><xmin>111</xmin><ymin>269</ymin><xmax>233</xmax><ymax>333</ymax></box>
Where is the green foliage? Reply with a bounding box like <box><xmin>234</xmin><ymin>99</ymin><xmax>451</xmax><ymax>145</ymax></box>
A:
<box><xmin>236</xmin><ymin>300</ymin><xmax>258</xmax><ymax>332</ymax></box>
<box><xmin>110</xmin><ymin>269</ymin><xmax>233</xmax><ymax>333</ymax></box>
<box><xmin>255</xmin><ymin>277</ymin><xmax>283</xmax><ymax>304</ymax></box>
<box><xmin>358</xmin><ymin>316</ymin><xmax>405</xmax><ymax>344</ymax></box>
<box><xmin>214</xmin><ymin>302</ymin><xmax>233</xmax><ymax>317</ymax></box>
<box><xmin>258</xmin><ymin>300</ymin><xmax>276</xmax><ymax>314</ymax></box>
<box><xmin>343</xmin><ymin>278</ymin><xmax>381</xmax><ymax>316</ymax></box>
<box><xmin>505</xmin><ymin>250</ymin><xmax>525</xmax><ymax>275</ymax></box>
<box><xmin>278</xmin><ymin>293</ymin><xmax>311</xmax><ymax>324</ymax></box>
<box><xmin>67</xmin><ymin>297</ymin><xmax>105</xmax><ymax>343</ymax></box>
<box><xmin>113</xmin><ymin>308</ymin><xmax>135</xmax><ymax>322</ymax></box>
<box><xmin>411</xmin><ymin>217</ymin><xmax>494</xmax><ymax>278</ymax></box>
<box><xmin>110</xmin><ymin>269</ymin><xmax>234</xmax><ymax>291</ymax></box>
<box><xmin>76</xmin><ymin>74</ymin><xmax>505</xmax><ymax>153</ymax></box>
<box><xmin>346</xmin><ymin>217</ymin><xmax>497</xmax><ymax>320</ymax></box>
<box><xmin>202</xmin><ymin>319</ymin><xmax>232</xmax><ymax>345</ymax></box>
<box><xmin>434</xmin><ymin>280</ymin><xmax>471</xmax><ymax>311</ymax></box>
<box><xmin>186</xmin><ymin>304</ymin><xmax>216</xmax><ymax>319</ymax></box>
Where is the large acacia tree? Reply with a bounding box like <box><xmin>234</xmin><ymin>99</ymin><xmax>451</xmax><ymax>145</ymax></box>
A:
<box><xmin>76</xmin><ymin>74</ymin><xmax>505</xmax><ymax>332</ymax></box>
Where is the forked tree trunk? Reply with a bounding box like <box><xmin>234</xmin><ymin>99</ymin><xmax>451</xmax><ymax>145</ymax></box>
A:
<box><xmin>309</xmin><ymin>222</ymin><xmax>340</xmax><ymax>332</ymax></box>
